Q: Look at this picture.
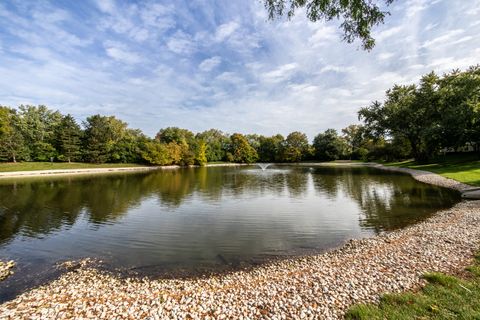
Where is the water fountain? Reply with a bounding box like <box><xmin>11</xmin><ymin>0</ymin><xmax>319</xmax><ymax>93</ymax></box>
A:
<box><xmin>255</xmin><ymin>163</ymin><xmax>272</xmax><ymax>171</ymax></box>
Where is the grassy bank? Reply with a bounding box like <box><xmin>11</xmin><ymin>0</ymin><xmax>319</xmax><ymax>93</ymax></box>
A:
<box><xmin>346</xmin><ymin>254</ymin><xmax>480</xmax><ymax>319</ymax></box>
<box><xmin>0</xmin><ymin>162</ymin><xmax>144</xmax><ymax>172</ymax></box>
<box><xmin>386</xmin><ymin>153</ymin><xmax>480</xmax><ymax>187</ymax></box>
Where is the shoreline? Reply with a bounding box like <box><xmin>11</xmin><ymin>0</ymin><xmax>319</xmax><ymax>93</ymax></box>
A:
<box><xmin>0</xmin><ymin>163</ymin><xmax>249</xmax><ymax>179</ymax></box>
<box><xmin>0</xmin><ymin>163</ymin><xmax>479</xmax><ymax>318</ymax></box>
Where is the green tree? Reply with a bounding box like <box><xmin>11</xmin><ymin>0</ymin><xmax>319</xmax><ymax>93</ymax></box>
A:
<box><xmin>358</xmin><ymin>68</ymin><xmax>480</xmax><ymax>161</ymax></box>
<box><xmin>0</xmin><ymin>106</ymin><xmax>26</xmax><ymax>162</ymax></box>
<box><xmin>55</xmin><ymin>114</ymin><xmax>82</xmax><ymax>163</ymax></box>
<box><xmin>264</xmin><ymin>0</ymin><xmax>394</xmax><ymax>50</ymax></box>
<box><xmin>359</xmin><ymin>81</ymin><xmax>438</xmax><ymax>161</ymax></box>
<box><xmin>196</xmin><ymin>129</ymin><xmax>229</xmax><ymax>162</ymax></box>
<box><xmin>313</xmin><ymin>129</ymin><xmax>347</xmax><ymax>161</ymax></box>
<box><xmin>82</xmin><ymin>115</ymin><xmax>128</xmax><ymax>163</ymax></box>
<box><xmin>110</xmin><ymin>129</ymin><xmax>147</xmax><ymax>163</ymax></box>
<box><xmin>17</xmin><ymin>105</ymin><xmax>62</xmax><ymax>161</ymax></box>
<box><xmin>156</xmin><ymin>127</ymin><xmax>197</xmax><ymax>165</ymax></box>
<box><xmin>228</xmin><ymin>133</ymin><xmax>259</xmax><ymax>163</ymax></box>
<box><xmin>437</xmin><ymin>67</ymin><xmax>480</xmax><ymax>151</ymax></box>
<box><xmin>156</xmin><ymin>127</ymin><xmax>195</xmax><ymax>145</ymax></box>
<box><xmin>141</xmin><ymin>141</ymin><xmax>173</xmax><ymax>165</ymax></box>
<box><xmin>258</xmin><ymin>134</ymin><xmax>285</xmax><ymax>162</ymax></box>
<box><xmin>281</xmin><ymin>131</ymin><xmax>309</xmax><ymax>162</ymax></box>
<box><xmin>341</xmin><ymin>124</ymin><xmax>364</xmax><ymax>158</ymax></box>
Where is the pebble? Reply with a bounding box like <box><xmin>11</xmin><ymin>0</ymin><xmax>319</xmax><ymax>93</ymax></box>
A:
<box><xmin>0</xmin><ymin>260</ymin><xmax>15</xmax><ymax>281</ymax></box>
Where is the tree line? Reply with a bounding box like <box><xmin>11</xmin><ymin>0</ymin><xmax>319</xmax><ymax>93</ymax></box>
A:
<box><xmin>1</xmin><ymin>66</ymin><xmax>478</xmax><ymax>165</ymax></box>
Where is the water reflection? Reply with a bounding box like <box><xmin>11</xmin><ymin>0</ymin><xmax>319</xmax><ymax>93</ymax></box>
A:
<box><xmin>0</xmin><ymin>166</ymin><xmax>459</xmax><ymax>245</ymax></box>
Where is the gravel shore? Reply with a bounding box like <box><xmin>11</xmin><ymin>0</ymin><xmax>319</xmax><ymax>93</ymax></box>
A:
<box><xmin>371</xmin><ymin>163</ymin><xmax>474</xmax><ymax>192</ymax></box>
<box><xmin>0</xmin><ymin>261</ymin><xmax>15</xmax><ymax>282</ymax></box>
<box><xmin>0</xmin><ymin>166</ymin><xmax>479</xmax><ymax>319</ymax></box>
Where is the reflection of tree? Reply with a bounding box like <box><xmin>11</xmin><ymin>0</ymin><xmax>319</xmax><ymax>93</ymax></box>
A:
<box><xmin>0</xmin><ymin>173</ymin><xmax>153</xmax><ymax>244</ymax></box>
<box><xmin>0</xmin><ymin>166</ymin><xmax>460</xmax><ymax>245</ymax></box>
<box><xmin>312</xmin><ymin>167</ymin><xmax>459</xmax><ymax>232</ymax></box>
<box><xmin>285</xmin><ymin>169</ymin><xmax>309</xmax><ymax>197</ymax></box>
<box><xmin>0</xmin><ymin>179</ymin><xmax>83</xmax><ymax>244</ymax></box>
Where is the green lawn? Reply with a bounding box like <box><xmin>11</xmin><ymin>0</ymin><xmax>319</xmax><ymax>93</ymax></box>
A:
<box><xmin>346</xmin><ymin>254</ymin><xmax>480</xmax><ymax>319</ymax></box>
<box><xmin>0</xmin><ymin>162</ymin><xmax>144</xmax><ymax>172</ymax></box>
<box><xmin>386</xmin><ymin>153</ymin><xmax>480</xmax><ymax>187</ymax></box>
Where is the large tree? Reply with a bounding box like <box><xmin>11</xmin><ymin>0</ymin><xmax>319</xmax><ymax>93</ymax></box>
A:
<box><xmin>228</xmin><ymin>133</ymin><xmax>259</xmax><ymax>163</ymax></box>
<box><xmin>156</xmin><ymin>127</ymin><xmax>197</xmax><ymax>165</ymax></box>
<box><xmin>17</xmin><ymin>105</ymin><xmax>62</xmax><ymax>161</ymax></box>
<box><xmin>359</xmin><ymin>67</ymin><xmax>480</xmax><ymax>161</ymax></box>
<box><xmin>359</xmin><ymin>83</ymin><xmax>434</xmax><ymax>161</ymax></box>
<box><xmin>437</xmin><ymin>66</ymin><xmax>480</xmax><ymax>151</ymax></box>
<box><xmin>55</xmin><ymin>114</ymin><xmax>82</xmax><ymax>163</ymax></box>
<box><xmin>341</xmin><ymin>124</ymin><xmax>364</xmax><ymax>158</ymax></box>
<box><xmin>82</xmin><ymin>115</ymin><xmax>128</xmax><ymax>163</ymax></box>
<box><xmin>313</xmin><ymin>129</ymin><xmax>347</xmax><ymax>161</ymax></box>
<box><xmin>0</xmin><ymin>106</ymin><xmax>26</xmax><ymax>162</ymax></box>
<box><xmin>258</xmin><ymin>134</ymin><xmax>285</xmax><ymax>162</ymax></box>
<box><xmin>264</xmin><ymin>0</ymin><xmax>394</xmax><ymax>50</ymax></box>
<box><xmin>281</xmin><ymin>131</ymin><xmax>309</xmax><ymax>162</ymax></box>
<box><xmin>196</xmin><ymin>129</ymin><xmax>229</xmax><ymax>162</ymax></box>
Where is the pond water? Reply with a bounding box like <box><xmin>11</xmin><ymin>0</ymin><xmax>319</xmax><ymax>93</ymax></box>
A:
<box><xmin>0</xmin><ymin>165</ymin><xmax>460</xmax><ymax>300</ymax></box>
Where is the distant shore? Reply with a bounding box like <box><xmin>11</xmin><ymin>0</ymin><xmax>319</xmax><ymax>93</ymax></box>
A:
<box><xmin>0</xmin><ymin>163</ymin><xmax>249</xmax><ymax>179</ymax></box>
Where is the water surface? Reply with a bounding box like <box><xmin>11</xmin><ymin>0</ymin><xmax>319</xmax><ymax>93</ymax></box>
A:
<box><xmin>0</xmin><ymin>165</ymin><xmax>460</xmax><ymax>300</ymax></box>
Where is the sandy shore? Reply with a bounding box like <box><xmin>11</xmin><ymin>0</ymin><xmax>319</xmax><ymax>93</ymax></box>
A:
<box><xmin>0</xmin><ymin>165</ymin><xmax>479</xmax><ymax>319</ymax></box>
<box><xmin>0</xmin><ymin>163</ymin><xmax>248</xmax><ymax>179</ymax></box>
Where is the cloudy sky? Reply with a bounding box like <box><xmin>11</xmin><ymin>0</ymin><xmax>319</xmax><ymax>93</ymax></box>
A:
<box><xmin>0</xmin><ymin>0</ymin><xmax>479</xmax><ymax>139</ymax></box>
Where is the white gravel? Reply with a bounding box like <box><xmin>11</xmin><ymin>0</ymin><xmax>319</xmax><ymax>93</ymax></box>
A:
<box><xmin>371</xmin><ymin>163</ymin><xmax>474</xmax><ymax>192</ymax></box>
<box><xmin>0</xmin><ymin>261</ymin><xmax>15</xmax><ymax>282</ymax></box>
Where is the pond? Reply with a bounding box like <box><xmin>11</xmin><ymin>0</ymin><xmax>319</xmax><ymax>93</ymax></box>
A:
<box><xmin>0</xmin><ymin>165</ymin><xmax>460</xmax><ymax>301</ymax></box>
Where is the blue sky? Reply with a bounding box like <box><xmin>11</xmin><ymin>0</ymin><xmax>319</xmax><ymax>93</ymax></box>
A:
<box><xmin>0</xmin><ymin>0</ymin><xmax>479</xmax><ymax>139</ymax></box>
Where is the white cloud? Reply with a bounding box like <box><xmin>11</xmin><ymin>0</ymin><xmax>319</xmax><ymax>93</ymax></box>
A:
<box><xmin>215</xmin><ymin>21</ymin><xmax>239</xmax><ymax>42</ymax></box>
<box><xmin>262</xmin><ymin>63</ymin><xmax>298</xmax><ymax>83</ymax></box>
<box><xmin>377</xmin><ymin>52</ymin><xmax>395</xmax><ymax>60</ymax></box>
<box><xmin>319</xmin><ymin>65</ymin><xmax>356</xmax><ymax>73</ymax></box>
<box><xmin>95</xmin><ymin>0</ymin><xmax>116</xmax><ymax>14</ymax></box>
<box><xmin>421</xmin><ymin>29</ymin><xmax>464</xmax><ymax>48</ymax></box>
<box><xmin>166</xmin><ymin>31</ymin><xmax>196</xmax><ymax>55</ymax></box>
<box><xmin>375</xmin><ymin>26</ymin><xmax>403</xmax><ymax>42</ymax></box>
<box><xmin>104</xmin><ymin>41</ymin><xmax>141</xmax><ymax>64</ymax></box>
<box><xmin>199</xmin><ymin>56</ymin><xmax>222</xmax><ymax>72</ymax></box>
<box><xmin>308</xmin><ymin>25</ymin><xmax>337</xmax><ymax>47</ymax></box>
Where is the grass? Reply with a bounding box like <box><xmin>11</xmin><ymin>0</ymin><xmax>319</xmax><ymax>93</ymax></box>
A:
<box><xmin>385</xmin><ymin>153</ymin><xmax>480</xmax><ymax>187</ymax></box>
<box><xmin>0</xmin><ymin>162</ymin><xmax>144</xmax><ymax>172</ymax></box>
<box><xmin>346</xmin><ymin>254</ymin><xmax>480</xmax><ymax>319</ymax></box>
